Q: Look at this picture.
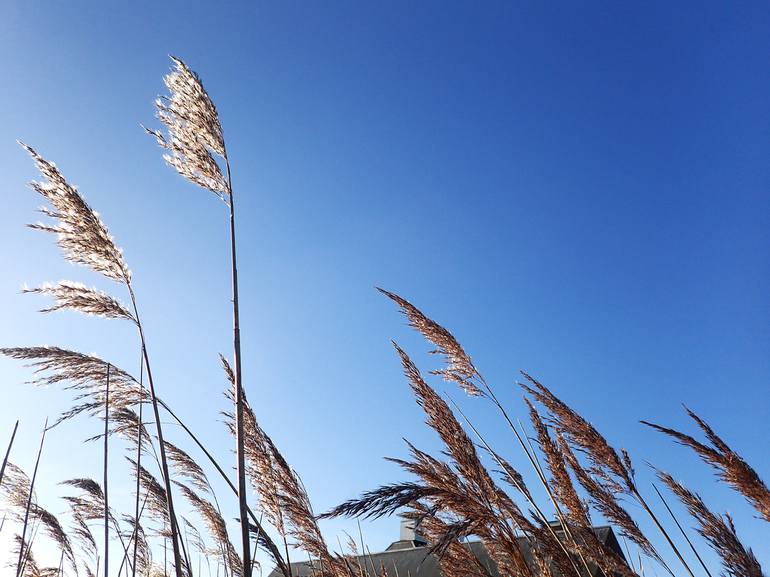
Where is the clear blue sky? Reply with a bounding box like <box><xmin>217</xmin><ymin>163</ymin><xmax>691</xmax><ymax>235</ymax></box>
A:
<box><xmin>0</xmin><ymin>1</ymin><xmax>768</xmax><ymax>573</ymax></box>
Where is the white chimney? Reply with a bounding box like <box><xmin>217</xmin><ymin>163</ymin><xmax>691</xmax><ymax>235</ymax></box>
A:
<box><xmin>399</xmin><ymin>517</ymin><xmax>426</xmax><ymax>544</ymax></box>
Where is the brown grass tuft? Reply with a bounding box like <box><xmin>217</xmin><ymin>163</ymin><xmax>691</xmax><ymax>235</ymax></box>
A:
<box><xmin>657</xmin><ymin>470</ymin><xmax>763</xmax><ymax>577</ymax></box>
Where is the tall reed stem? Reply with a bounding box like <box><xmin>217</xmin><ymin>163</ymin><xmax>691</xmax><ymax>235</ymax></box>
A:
<box><xmin>0</xmin><ymin>420</ymin><xmax>19</xmax><ymax>486</ymax></box>
<box><xmin>224</xmin><ymin>153</ymin><xmax>252</xmax><ymax>577</ymax></box>
<box><xmin>126</xmin><ymin>283</ymin><xmax>184</xmax><ymax>577</ymax></box>
<box><xmin>104</xmin><ymin>363</ymin><xmax>111</xmax><ymax>577</ymax></box>
<box><xmin>631</xmin><ymin>486</ymin><xmax>695</xmax><ymax>577</ymax></box>
<box><xmin>16</xmin><ymin>418</ymin><xmax>47</xmax><ymax>577</ymax></box>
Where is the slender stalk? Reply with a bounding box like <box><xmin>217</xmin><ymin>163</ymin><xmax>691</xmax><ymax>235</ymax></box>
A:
<box><xmin>250</xmin><ymin>513</ymin><xmax>263</xmax><ymax>576</ymax></box>
<box><xmin>179</xmin><ymin>520</ymin><xmax>192</xmax><ymax>577</ymax></box>
<box><xmin>19</xmin><ymin>522</ymin><xmax>41</xmax><ymax>577</ymax></box>
<box><xmin>357</xmin><ymin>520</ymin><xmax>376</xmax><ymax>577</ymax></box>
<box><xmin>652</xmin><ymin>483</ymin><xmax>713</xmax><ymax>577</ymax></box>
<box><xmin>620</xmin><ymin>536</ymin><xmax>637</xmax><ymax>574</ymax></box>
<box><xmin>631</xmin><ymin>486</ymin><xmax>695</xmax><ymax>577</ymax></box>
<box><xmin>16</xmin><ymin>418</ymin><xmax>47</xmax><ymax>577</ymax></box>
<box><xmin>103</xmin><ymin>363</ymin><xmax>111</xmax><ymax>577</ymax></box>
<box><xmin>225</xmin><ymin>154</ymin><xmax>252</xmax><ymax>577</ymax></box>
<box><xmin>126</xmin><ymin>283</ymin><xmax>184</xmax><ymax>577</ymax></box>
<box><xmin>132</xmin><ymin>350</ymin><xmax>145</xmax><ymax>577</ymax></box>
<box><xmin>57</xmin><ymin>548</ymin><xmax>65</xmax><ymax>577</ymax></box>
<box><xmin>0</xmin><ymin>420</ymin><xmax>19</xmax><ymax>486</ymax></box>
<box><xmin>118</xmin><ymin>491</ymin><xmax>150</xmax><ymax>576</ymax></box>
<box><xmin>110</xmin><ymin>514</ymin><xmax>136</xmax><ymax>577</ymax></box>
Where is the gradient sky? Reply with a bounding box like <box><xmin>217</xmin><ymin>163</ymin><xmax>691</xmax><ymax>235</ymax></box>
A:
<box><xmin>0</xmin><ymin>1</ymin><xmax>768</xmax><ymax>574</ymax></box>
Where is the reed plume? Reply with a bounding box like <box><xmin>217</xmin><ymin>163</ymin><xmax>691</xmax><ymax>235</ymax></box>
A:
<box><xmin>1</xmin><ymin>463</ymin><xmax>32</xmax><ymax>518</ymax></box>
<box><xmin>391</xmin><ymin>343</ymin><xmax>501</xmax><ymax>503</ymax></box>
<box><xmin>61</xmin><ymin>475</ymin><xmax>126</xmax><ymax>574</ymax></box>
<box><xmin>164</xmin><ymin>442</ymin><xmax>210</xmax><ymax>495</ymax></box>
<box><xmin>87</xmin><ymin>407</ymin><xmax>152</xmax><ymax>455</ymax></box>
<box><xmin>122</xmin><ymin>515</ymin><xmax>151</xmax><ymax>576</ymax></box>
<box><xmin>175</xmin><ymin>482</ymin><xmax>242</xmax><ymax>577</ymax></box>
<box><xmin>146</xmin><ymin>57</ymin><xmax>227</xmax><ymax>198</ymax></box>
<box><xmin>376</xmin><ymin>290</ymin><xmax>604</xmax><ymax>575</ymax></box>
<box><xmin>526</xmin><ymin>400</ymin><xmax>590</xmax><ymax>528</ymax></box>
<box><xmin>377</xmin><ymin>289</ymin><xmax>484</xmax><ymax>397</ymax></box>
<box><xmin>66</xmin><ymin>501</ymin><xmax>98</xmax><ymax>564</ymax></box>
<box><xmin>29</xmin><ymin>504</ymin><xmax>77</xmax><ymax>575</ymax></box>
<box><xmin>520</xmin><ymin>373</ymin><xmax>633</xmax><ymax>492</ymax></box>
<box><xmin>11</xmin><ymin>536</ymin><xmax>40</xmax><ymax>577</ymax></box>
<box><xmin>643</xmin><ymin>410</ymin><xmax>770</xmax><ymax>524</ymax></box>
<box><xmin>23</xmin><ymin>281</ymin><xmax>136</xmax><ymax>323</ymax></box>
<box><xmin>656</xmin><ymin>471</ymin><xmax>763</xmax><ymax>577</ymax></box>
<box><xmin>222</xmin><ymin>357</ymin><xmax>298</xmax><ymax>577</ymax></box>
<box><xmin>127</xmin><ymin>460</ymin><xmax>171</xmax><ymax>537</ymax></box>
<box><xmin>321</xmin><ymin>483</ymin><xmax>439</xmax><ymax>521</ymax></box>
<box><xmin>0</xmin><ymin>347</ymin><xmax>144</xmax><ymax>427</ymax></box>
<box><xmin>20</xmin><ymin>143</ymin><xmax>130</xmax><ymax>282</ymax></box>
<box><xmin>528</xmin><ymin>403</ymin><xmax>644</xmax><ymax>577</ymax></box>
<box><xmin>554</xmin><ymin>429</ymin><xmax>656</xmax><ymax>557</ymax></box>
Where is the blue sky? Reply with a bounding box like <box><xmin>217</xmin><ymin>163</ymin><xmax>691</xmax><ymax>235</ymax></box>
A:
<box><xmin>0</xmin><ymin>0</ymin><xmax>768</xmax><ymax>573</ymax></box>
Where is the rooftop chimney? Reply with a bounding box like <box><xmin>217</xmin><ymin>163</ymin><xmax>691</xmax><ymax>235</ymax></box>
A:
<box><xmin>386</xmin><ymin>517</ymin><xmax>428</xmax><ymax>551</ymax></box>
<box><xmin>399</xmin><ymin>517</ymin><xmax>426</xmax><ymax>545</ymax></box>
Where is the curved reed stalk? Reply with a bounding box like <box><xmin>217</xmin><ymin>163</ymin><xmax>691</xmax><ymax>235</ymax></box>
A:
<box><xmin>18</xmin><ymin>142</ymin><xmax>185</xmax><ymax>577</ymax></box>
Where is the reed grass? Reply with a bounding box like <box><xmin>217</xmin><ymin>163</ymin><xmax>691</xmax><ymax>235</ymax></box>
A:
<box><xmin>147</xmin><ymin>55</ymin><xmax>251</xmax><ymax>577</ymax></box>
<box><xmin>1</xmin><ymin>59</ymin><xmax>766</xmax><ymax>577</ymax></box>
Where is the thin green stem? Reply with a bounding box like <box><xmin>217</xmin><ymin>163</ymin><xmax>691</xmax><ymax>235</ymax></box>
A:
<box><xmin>224</xmin><ymin>151</ymin><xmax>252</xmax><ymax>577</ymax></box>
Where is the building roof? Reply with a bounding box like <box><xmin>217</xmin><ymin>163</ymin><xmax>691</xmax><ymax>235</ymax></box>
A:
<box><xmin>266</xmin><ymin>526</ymin><xmax>625</xmax><ymax>577</ymax></box>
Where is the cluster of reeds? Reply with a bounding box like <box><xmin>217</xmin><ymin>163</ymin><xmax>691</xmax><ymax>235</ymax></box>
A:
<box><xmin>1</xmin><ymin>57</ymin><xmax>767</xmax><ymax>577</ymax></box>
<box><xmin>325</xmin><ymin>292</ymin><xmax>768</xmax><ymax>577</ymax></box>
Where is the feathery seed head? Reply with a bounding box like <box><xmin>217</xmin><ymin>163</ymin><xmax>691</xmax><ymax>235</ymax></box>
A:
<box><xmin>149</xmin><ymin>57</ymin><xmax>228</xmax><ymax>199</ymax></box>
<box><xmin>379</xmin><ymin>289</ymin><xmax>485</xmax><ymax>397</ymax></box>
<box><xmin>24</xmin><ymin>281</ymin><xmax>136</xmax><ymax>323</ymax></box>
<box><xmin>20</xmin><ymin>143</ymin><xmax>131</xmax><ymax>283</ymax></box>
